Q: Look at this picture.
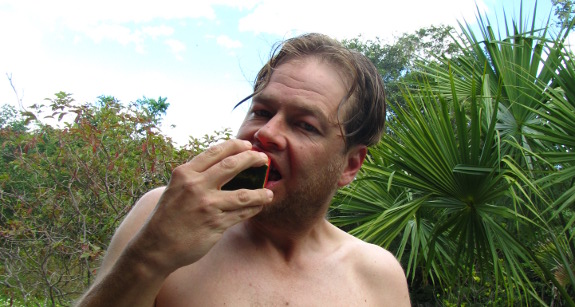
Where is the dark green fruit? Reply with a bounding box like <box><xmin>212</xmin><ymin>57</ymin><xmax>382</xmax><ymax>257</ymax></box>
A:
<box><xmin>222</xmin><ymin>159</ymin><xmax>270</xmax><ymax>190</ymax></box>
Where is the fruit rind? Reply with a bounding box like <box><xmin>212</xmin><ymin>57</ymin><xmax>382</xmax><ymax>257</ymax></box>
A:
<box><xmin>222</xmin><ymin>158</ymin><xmax>270</xmax><ymax>190</ymax></box>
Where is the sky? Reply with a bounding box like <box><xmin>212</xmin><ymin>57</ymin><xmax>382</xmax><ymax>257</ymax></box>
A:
<box><xmin>0</xmin><ymin>0</ymin><xmax>555</xmax><ymax>145</ymax></box>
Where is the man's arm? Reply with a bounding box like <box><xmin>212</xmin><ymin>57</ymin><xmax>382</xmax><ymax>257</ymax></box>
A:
<box><xmin>74</xmin><ymin>188</ymin><xmax>165</xmax><ymax>306</ymax></box>
<box><xmin>74</xmin><ymin>139</ymin><xmax>273</xmax><ymax>306</ymax></box>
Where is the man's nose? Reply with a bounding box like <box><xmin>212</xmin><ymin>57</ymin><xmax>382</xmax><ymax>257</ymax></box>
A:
<box><xmin>254</xmin><ymin>115</ymin><xmax>287</xmax><ymax>151</ymax></box>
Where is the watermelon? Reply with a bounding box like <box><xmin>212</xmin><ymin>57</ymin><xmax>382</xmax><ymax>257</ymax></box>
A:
<box><xmin>222</xmin><ymin>157</ymin><xmax>270</xmax><ymax>190</ymax></box>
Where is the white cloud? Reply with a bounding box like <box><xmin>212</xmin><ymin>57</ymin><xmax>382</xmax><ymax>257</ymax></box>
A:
<box><xmin>0</xmin><ymin>6</ymin><xmax>44</xmax><ymax>71</ymax></box>
<box><xmin>217</xmin><ymin>35</ymin><xmax>243</xmax><ymax>49</ymax></box>
<box><xmin>1</xmin><ymin>1</ymin><xmax>216</xmax><ymax>54</ymax></box>
<box><xmin>238</xmin><ymin>0</ymin><xmax>489</xmax><ymax>40</ymax></box>
<box><xmin>143</xmin><ymin>25</ymin><xmax>174</xmax><ymax>39</ymax></box>
<box><xmin>161</xmin><ymin>80</ymin><xmax>250</xmax><ymax>145</ymax></box>
<box><xmin>85</xmin><ymin>24</ymin><xmax>146</xmax><ymax>53</ymax></box>
<box><xmin>82</xmin><ymin>24</ymin><xmax>178</xmax><ymax>54</ymax></box>
<box><xmin>165</xmin><ymin>39</ymin><xmax>187</xmax><ymax>60</ymax></box>
<box><xmin>18</xmin><ymin>1</ymin><xmax>218</xmax><ymax>27</ymax></box>
<box><xmin>86</xmin><ymin>24</ymin><xmax>140</xmax><ymax>44</ymax></box>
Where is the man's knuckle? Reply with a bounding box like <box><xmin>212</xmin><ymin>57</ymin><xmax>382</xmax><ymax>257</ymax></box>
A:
<box><xmin>197</xmin><ymin>195</ymin><xmax>216</xmax><ymax>211</ymax></box>
<box><xmin>233</xmin><ymin>138</ymin><xmax>249</xmax><ymax>148</ymax></box>
<box><xmin>207</xmin><ymin>218</ymin><xmax>224</xmax><ymax>230</ymax></box>
<box><xmin>236</xmin><ymin>189</ymin><xmax>251</xmax><ymax>203</ymax></box>
<box><xmin>220</xmin><ymin>156</ymin><xmax>238</xmax><ymax>170</ymax></box>
<box><xmin>182</xmin><ymin>176</ymin><xmax>203</xmax><ymax>193</ymax></box>
<box><xmin>205</xmin><ymin>144</ymin><xmax>223</xmax><ymax>157</ymax></box>
<box><xmin>171</xmin><ymin>165</ymin><xmax>186</xmax><ymax>178</ymax></box>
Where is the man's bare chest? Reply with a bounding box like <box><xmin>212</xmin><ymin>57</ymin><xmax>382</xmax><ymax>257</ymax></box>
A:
<box><xmin>156</xmin><ymin>259</ymin><xmax>370</xmax><ymax>306</ymax></box>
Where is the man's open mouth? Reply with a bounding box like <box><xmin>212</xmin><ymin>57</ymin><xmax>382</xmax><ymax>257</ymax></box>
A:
<box><xmin>267</xmin><ymin>162</ymin><xmax>282</xmax><ymax>182</ymax></box>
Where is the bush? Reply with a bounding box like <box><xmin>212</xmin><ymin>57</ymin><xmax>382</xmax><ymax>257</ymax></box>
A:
<box><xmin>0</xmin><ymin>93</ymin><xmax>231</xmax><ymax>305</ymax></box>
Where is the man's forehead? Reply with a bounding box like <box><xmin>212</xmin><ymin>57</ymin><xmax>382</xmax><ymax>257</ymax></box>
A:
<box><xmin>275</xmin><ymin>56</ymin><xmax>351</xmax><ymax>86</ymax></box>
<box><xmin>254</xmin><ymin>93</ymin><xmax>324</xmax><ymax>112</ymax></box>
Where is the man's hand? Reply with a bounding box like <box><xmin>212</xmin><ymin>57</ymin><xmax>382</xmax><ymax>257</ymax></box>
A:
<box><xmin>128</xmin><ymin>139</ymin><xmax>273</xmax><ymax>276</ymax></box>
<box><xmin>75</xmin><ymin>139</ymin><xmax>272</xmax><ymax>306</ymax></box>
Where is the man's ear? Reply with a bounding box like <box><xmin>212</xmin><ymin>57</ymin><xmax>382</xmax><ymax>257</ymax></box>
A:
<box><xmin>338</xmin><ymin>145</ymin><xmax>367</xmax><ymax>187</ymax></box>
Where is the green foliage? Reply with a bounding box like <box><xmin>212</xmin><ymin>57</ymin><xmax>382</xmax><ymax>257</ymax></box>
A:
<box><xmin>4</xmin><ymin>2</ymin><xmax>575</xmax><ymax>305</ymax></box>
<box><xmin>0</xmin><ymin>104</ymin><xmax>26</xmax><ymax>131</ymax></box>
<box><xmin>135</xmin><ymin>96</ymin><xmax>170</xmax><ymax>125</ymax></box>
<box><xmin>333</xmin><ymin>77</ymin><xmax>543</xmax><ymax>304</ymax></box>
<box><xmin>552</xmin><ymin>0</ymin><xmax>575</xmax><ymax>28</ymax></box>
<box><xmin>332</xmin><ymin>2</ymin><xmax>575</xmax><ymax>305</ymax></box>
<box><xmin>342</xmin><ymin>25</ymin><xmax>460</xmax><ymax>107</ymax></box>
<box><xmin>0</xmin><ymin>93</ymin><xmax>230</xmax><ymax>305</ymax></box>
<box><xmin>425</xmin><ymin>3</ymin><xmax>569</xmax><ymax>170</ymax></box>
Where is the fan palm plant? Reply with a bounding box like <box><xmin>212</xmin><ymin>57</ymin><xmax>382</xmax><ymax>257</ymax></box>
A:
<box><xmin>332</xmin><ymin>73</ymin><xmax>566</xmax><ymax>304</ymax></box>
<box><xmin>514</xmin><ymin>50</ymin><xmax>575</xmax><ymax>301</ymax></box>
<box><xmin>331</xmin><ymin>2</ymin><xmax>575</xmax><ymax>305</ymax></box>
<box><xmin>529</xmin><ymin>53</ymin><xmax>575</xmax><ymax>230</ymax></box>
<box><xmin>425</xmin><ymin>4</ymin><xmax>569</xmax><ymax>171</ymax></box>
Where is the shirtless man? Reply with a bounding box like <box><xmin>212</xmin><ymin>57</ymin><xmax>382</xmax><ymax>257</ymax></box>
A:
<box><xmin>76</xmin><ymin>33</ymin><xmax>410</xmax><ymax>306</ymax></box>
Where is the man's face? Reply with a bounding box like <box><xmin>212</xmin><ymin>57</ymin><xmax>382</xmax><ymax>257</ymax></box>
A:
<box><xmin>236</xmin><ymin>57</ymin><xmax>354</xmax><ymax>222</ymax></box>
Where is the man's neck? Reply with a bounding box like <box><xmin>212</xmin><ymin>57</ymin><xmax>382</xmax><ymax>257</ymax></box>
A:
<box><xmin>243</xmin><ymin>216</ymin><xmax>333</xmax><ymax>263</ymax></box>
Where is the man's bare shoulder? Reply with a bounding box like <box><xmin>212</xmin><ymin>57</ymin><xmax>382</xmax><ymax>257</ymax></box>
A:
<box><xmin>333</xmin><ymin>226</ymin><xmax>411</xmax><ymax>305</ymax></box>
<box><xmin>114</xmin><ymin>187</ymin><xmax>165</xmax><ymax>235</ymax></box>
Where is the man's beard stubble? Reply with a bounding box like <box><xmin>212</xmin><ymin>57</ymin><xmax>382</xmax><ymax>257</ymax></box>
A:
<box><xmin>253</xmin><ymin>157</ymin><xmax>344</xmax><ymax>231</ymax></box>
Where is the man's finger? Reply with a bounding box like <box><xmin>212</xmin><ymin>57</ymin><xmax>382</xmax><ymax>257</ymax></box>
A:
<box><xmin>218</xmin><ymin>188</ymin><xmax>274</xmax><ymax>212</ymax></box>
<box><xmin>187</xmin><ymin>139</ymin><xmax>252</xmax><ymax>172</ymax></box>
<box><xmin>222</xmin><ymin>205</ymin><xmax>265</xmax><ymax>226</ymax></box>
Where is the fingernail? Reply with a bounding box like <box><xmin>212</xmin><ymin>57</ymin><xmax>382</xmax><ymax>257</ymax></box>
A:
<box><xmin>266</xmin><ymin>189</ymin><xmax>274</xmax><ymax>200</ymax></box>
<box><xmin>243</xmin><ymin>140</ymin><xmax>252</xmax><ymax>148</ymax></box>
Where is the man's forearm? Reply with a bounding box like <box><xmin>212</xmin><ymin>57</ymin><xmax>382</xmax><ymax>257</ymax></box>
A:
<box><xmin>74</xmin><ymin>246</ymin><xmax>168</xmax><ymax>307</ymax></box>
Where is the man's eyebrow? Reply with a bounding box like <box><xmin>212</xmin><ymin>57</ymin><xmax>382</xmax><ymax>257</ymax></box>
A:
<box><xmin>253</xmin><ymin>94</ymin><xmax>331</xmax><ymax>124</ymax></box>
<box><xmin>295</xmin><ymin>103</ymin><xmax>330</xmax><ymax>123</ymax></box>
<box><xmin>251</xmin><ymin>93</ymin><xmax>273</xmax><ymax>105</ymax></box>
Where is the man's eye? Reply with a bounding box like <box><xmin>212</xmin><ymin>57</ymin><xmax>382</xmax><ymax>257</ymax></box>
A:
<box><xmin>253</xmin><ymin>109</ymin><xmax>272</xmax><ymax>118</ymax></box>
<box><xmin>299</xmin><ymin>122</ymin><xmax>319</xmax><ymax>133</ymax></box>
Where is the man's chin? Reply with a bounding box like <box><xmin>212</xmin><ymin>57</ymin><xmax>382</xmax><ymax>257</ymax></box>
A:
<box><xmin>252</xmin><ymin>199</ymin><xmax>297</xmax><ymax>224</ymax></box>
